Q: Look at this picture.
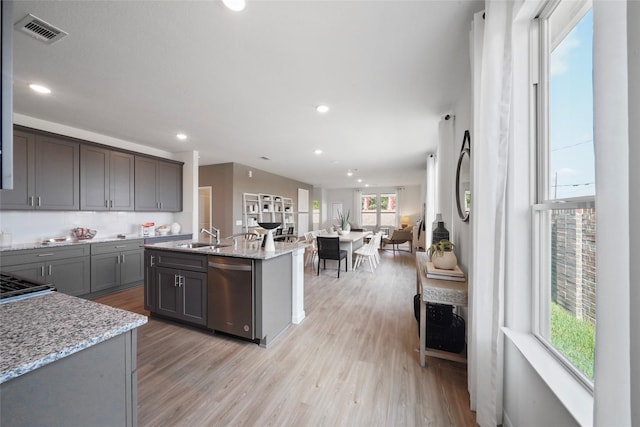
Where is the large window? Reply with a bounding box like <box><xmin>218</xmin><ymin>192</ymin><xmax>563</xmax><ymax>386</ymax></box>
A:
<box><xmin>360</xmin><ymin>192</ymin><xmax>397</xmax><ymax>229</ymax></box>
<box><xmin>533</xmin><ymin>2</ymin><xmax>595</xmax><ymax>387</ymax></box>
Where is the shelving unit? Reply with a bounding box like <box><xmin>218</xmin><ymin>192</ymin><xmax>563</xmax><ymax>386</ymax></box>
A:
<box><xmin>243</xmin><ymin>193</ymin><xmax>296</xmax><ymax>233</ymax></box>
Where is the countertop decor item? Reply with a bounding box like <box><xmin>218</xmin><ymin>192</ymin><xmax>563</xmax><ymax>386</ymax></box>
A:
<box><xmin>170</xmin><ymin>222</ymin><xmax>181</xmax><ymax>234</ymax></box>
<box><xmin>72</xmin><ymin>228</ymin><xmax>97</xmax><ymax>240</ymax></box>
<box><xmin>258</xmin><ymin>222</ymin><xmax>281</xmax><ymax>252</ymax></box>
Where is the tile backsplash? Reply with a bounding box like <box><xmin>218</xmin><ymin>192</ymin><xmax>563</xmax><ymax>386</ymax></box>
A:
<box><xmin>0</xmin><ymin>211</ymin><xmax>181</xmax><ymax>244</ymax></box>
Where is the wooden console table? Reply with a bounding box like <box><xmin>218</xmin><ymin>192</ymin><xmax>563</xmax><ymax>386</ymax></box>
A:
<box><xmin>416</xmin><ymin>252</ymin><xmax>468</xmax><ymax>367</ymax></box>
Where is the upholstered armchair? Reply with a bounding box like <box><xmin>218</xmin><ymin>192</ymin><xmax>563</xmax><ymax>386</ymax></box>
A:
<box><xmin>382</xmin><ymin>226</ymin><xmax>413</xmax><ymax>254</ymax></box>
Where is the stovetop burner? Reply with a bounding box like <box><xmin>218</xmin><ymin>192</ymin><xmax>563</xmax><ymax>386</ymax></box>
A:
<box><xmin>0</xmin><ymin>273</ymin><xmax>56</xmax><ymax>303</ymax></box>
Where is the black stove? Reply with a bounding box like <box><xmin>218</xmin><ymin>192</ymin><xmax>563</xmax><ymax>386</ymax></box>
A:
<box><xmin>0</xmin><ymin>272</ymin><xmax>56</xmax><ymax>303</ymax></box>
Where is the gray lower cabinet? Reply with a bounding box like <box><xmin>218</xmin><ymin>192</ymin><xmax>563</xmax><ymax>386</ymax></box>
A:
<box><xmin>0</xmin><ymin>128</ymin><xmax>80</xmax><ymax>210</ymax></box>
<box><xmin>91</xmin><ymin>240</ymin><xmax>144</xmax><ymax>293</ymax></box>
<box><xmin>1</xmin><ymin>330</ymin><xmax>138</xmax><ymax>427</ymax></box>
<box><xmin>145</xmin><ymin>249</ymin><xmax>208</xmax><ymax>326</ymax></box>
<box><xmin>134</xmin><ymin>156</ymin><xmax>182</xmax><ymax>212</ymax></box>
<box><xmin>0</xmin><ymin>245</ymin><xmax>90</xmax><ymax>296</ymax></box>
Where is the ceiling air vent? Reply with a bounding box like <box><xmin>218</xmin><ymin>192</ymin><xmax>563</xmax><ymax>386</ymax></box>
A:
<box><xmin>14</xmin><ymin>14</ymin><xmax>68</xmax><ymax>44</ymax></box>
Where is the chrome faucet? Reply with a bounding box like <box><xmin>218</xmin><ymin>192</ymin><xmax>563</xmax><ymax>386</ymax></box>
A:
<box><xmin>200</xmin><ymin>226</ymin><xmax>220</xmax><ymax>244</ymax></box>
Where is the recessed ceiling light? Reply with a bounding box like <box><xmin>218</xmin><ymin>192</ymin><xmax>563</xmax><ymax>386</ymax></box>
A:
<box><xmin>176</xmin><ymin>133</ymin><xmax>187</xmax><ymax>140</ymax></box>
<box><xmin>222</xmin><ymin>0</ymin><xmax>246</xmax><ymax>11</ymax></box>
<box><xmin>357</xmin><ymin>179</ymin><xmax>363</xmax><ymax>183</ymax></box>
<box><xmin>365</xmin><ymin>184</ymin><xmax>370</xmax><ymax>187</ymax></box>
<box><xmin>314</xmin><ymin>149</ymin><xmax>323</xmax><ymax>155</ymax></box>
<box><xmin>29</xmin><ymin>83</ymin><xmax>51</xmax><ymax>94</ymax></box>
<box><xmin>347</xmin><ymin>171</ymin><xmax>353</xmax><ymax>177</ymax></box>
<box><xmin>316</xmin><ymin>105</ymin><xmax>329</xmax><ymax>114</ymax></box>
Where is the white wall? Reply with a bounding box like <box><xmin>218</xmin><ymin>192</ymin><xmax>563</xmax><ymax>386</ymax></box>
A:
<box><xmin>2</xmin><ymin>115</ymin><xmax>198</xmax><ymax>243</ymax></box>
<box><xmin>629</xmin><ymin>3</ymin><xmax>640</xmax><ymax>425</ymax></box>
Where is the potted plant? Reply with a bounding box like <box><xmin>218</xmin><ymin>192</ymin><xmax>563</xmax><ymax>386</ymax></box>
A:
<box><xmin>427</xmin><ymin>239</ymin><xmax>457</xmax><ymax>270</ymax></box>
<box><xmin>336</xmin><ymin>209</ymin><xmax>351</xmax><ymax>234</ymax></box>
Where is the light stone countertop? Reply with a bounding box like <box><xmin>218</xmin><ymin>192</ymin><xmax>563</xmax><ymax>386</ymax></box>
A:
<box><xmin>0</xmin><ymin>292</ymin><xmax>147</xmax><ymax>384</ymax></box>
<box><xmin>0</xmin><ymin>233</ymin><xmax>192</xmax><ymax>253</ymax></box>
<box><xmin>143</xmin><ymin>239</ymin><xmax>308</xmax><ymax>260</ymax></box>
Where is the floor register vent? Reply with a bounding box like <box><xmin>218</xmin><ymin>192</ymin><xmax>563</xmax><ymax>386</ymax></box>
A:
<box><xmin>14</xmin><ymin>14</ymin><xmax>68</xmax><ymax>44</ymax></box>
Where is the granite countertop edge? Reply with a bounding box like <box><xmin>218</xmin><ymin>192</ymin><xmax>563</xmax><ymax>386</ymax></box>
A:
<box><xmin>0</xmin><ymin>293</ymin><xmax>148</xmax><ymax>384</ymax></box>
<box><xmin>0</xmin><ymin>233</ymin><xmax>193</xmax><ymax>253</ymax></box>
<box><xmin>143</xmin><ymin>240</ymin><xmax>308</xmax><ymax>260</ymax></box>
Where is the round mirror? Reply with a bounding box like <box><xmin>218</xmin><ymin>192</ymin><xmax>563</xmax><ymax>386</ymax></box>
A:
<box><xmin>455</xmin><ymin>148</ymin><xmax>471</xmax><ymax>222</ymax></box>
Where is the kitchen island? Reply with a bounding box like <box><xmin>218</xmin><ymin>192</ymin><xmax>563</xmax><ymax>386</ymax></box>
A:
<box><xmin>0</xmin><ymin>291</ymin><xmax>147</xmax><ymax>426</ymax></box>
<box><xmin>143</xmin><ymin>239</ymin><xmax>306</xmax><ymax>347</ymax></box>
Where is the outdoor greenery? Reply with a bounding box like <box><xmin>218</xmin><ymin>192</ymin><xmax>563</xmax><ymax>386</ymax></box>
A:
<box><xmin>551</xmin><ymin>302</ymin><xmax>595</xmax><ymax>380</ymax></box>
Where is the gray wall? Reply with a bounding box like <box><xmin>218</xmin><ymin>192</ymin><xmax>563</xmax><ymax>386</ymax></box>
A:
<box><xmin>199</xmin><ymin>162</ymin><xmax>313</xmax><ymax>237</ymax></box>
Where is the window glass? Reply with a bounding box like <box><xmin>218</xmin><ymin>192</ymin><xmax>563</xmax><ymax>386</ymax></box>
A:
<box><xmin>549</xmin><ymin>9</ymin><xmax>595</xmax><ymax>200</ymax></box>
<box><xmin>535</xmin><ymin>4</ymin><xmax>595</xmax><ymax>386</ymax></box>
<box><xmin>361</xmin><ymin>194</ymin><xmax>378</xmax><ymax>228</ymax></box>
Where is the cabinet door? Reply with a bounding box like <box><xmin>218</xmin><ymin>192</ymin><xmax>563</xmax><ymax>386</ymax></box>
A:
<box><xmin>134</xmin><ymin>156</ymin><xmax>158</xmax><ymax>211</ymax></box>
<box><xmin>91</xmin><ymin>253</ymin><xmax>120</xmax><ymax>292</ymax></box>
<box><xmin>155</xmin><ymin>266</ymin><xmax>181</xmax><ymax>319</ymax></box>
<box><xmin>110</xmin><ymin>151</ymin><xmax>135</xmax><ymax>211</ymax></box>
<box><xmin>48</xmin><ymin>257</ymin><xmax>91</xmax><ymax>296</ymax></box>
<box><xmin>0</xmin><ymin>130</ymin><xmax>35</xmax><ymax>209</ymax></box>
<box><xmin>34</xmin><ymin>135</ymin><xmax>80</xmax><ymax>210</ymax></box>
<box><xmin>120</xmin><ymin>249</ymin><xmax>144</xmax><ymax>286</ymax></box>
<box><xmin>181</xmin><ymin>270</ymin><xmax>207</xmax><ymax>326</ymax></box>
<box><xmin>157</xmin><ymin>161</ymin><xmax>182</xmax><ymax>211</ymax></box>
<box><xmin>144</xmin><ymin>251</ymin><xmax>157</xmax><ymax>311</ymax></box>
<box><xmin>80</xmin><ymin>145</ymin><xmax>109</xmax><ymax>211</ymax></box>
<box><xmin>1</xmin><ymin>263</ymin><xmax>45</xmax><ymax>282</ymax></box>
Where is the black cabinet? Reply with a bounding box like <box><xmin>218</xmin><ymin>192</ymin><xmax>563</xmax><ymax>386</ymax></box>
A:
<box><xmin>1</xmin><ymin>246</ymin><xmax>90</xmax><ymax>296</ymax></box>
<box><xmin>134</xmin><ymin>156</ymin><xmax>182</xmax><ymax>212</ymax></box>
<box><xmin>0</xmin><ymin>129</ymin><xmax>80</xmax><ymax>210</ymax></box>
<box><xmin>80</xmin><ymin>146</ymin><xmax>134</xmax><ymax>211</ymax></box>
<box><xmin>145</xmin><ymin>250</ymin><xmax>207</xmax><ymax>326</ymax></box>
<box><xmin>90</xmin><ymin>240</ymin><xmax>144</xmax><ymax>293</ymax></box>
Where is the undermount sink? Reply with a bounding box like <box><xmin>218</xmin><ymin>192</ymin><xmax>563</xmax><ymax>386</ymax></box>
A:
<box><xmin>177</xmin><ymin>242</ymin><xmax>232</xmax><ymax>250</ymax></box>
<box><xmin>177</xmin><ymin>242</ymin><xmax>213</xmax><ymax>249</ymax></box>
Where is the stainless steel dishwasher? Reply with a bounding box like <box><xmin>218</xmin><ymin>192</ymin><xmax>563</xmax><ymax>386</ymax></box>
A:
<box><xmin>207</xmin><ymin>256</ymin><xmax>254</xmax><ymax>339</ymax></box>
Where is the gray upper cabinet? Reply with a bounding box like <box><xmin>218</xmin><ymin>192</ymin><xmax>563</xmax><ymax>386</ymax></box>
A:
<box><xmin>0</xmin><ymin>129</ymin><xmax>80</xmax><ymax>210</ymax></box>
<box><xmin>134</xmin><ymin>156</ymin><xmax>182</xmax><ymax>212</ymax></box>
<box><xmin>81</xmin><ymin>146</ymin><xmax>134</xmax><ymax>211</ymax></box>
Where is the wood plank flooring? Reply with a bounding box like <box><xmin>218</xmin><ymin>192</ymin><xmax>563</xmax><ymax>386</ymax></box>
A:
<box><xmin>95</xmin><ymin>248</ymin><xmax>477</xmax><ymax>426</ymax></box>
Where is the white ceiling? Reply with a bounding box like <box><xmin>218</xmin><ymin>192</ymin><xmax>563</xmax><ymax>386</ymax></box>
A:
<box><xmin>11</xmin><ymin>0</ymin><xmax>483</xmax><ymax>189</ymax></box>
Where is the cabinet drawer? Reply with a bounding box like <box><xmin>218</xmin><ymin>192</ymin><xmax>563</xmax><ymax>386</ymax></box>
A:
<box><xmin>91</xmin><ymin>239</ymin><xmax>143</xmax><ymax>255</ymax></box>
<box><xmin>1</xmin><ymin>245</ymin><xmax>91</xmax><ymax>267</ymax></box>
<box><xmin>152</xmin><ymin>250</ymin><xmax>208</xmax><ymax>272</ymax></box>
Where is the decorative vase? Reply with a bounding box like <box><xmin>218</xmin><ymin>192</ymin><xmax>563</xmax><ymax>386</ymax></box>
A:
<box><xmin>432</xmin><ymin>251</ymin><xmax>457</xmax><ymax>270</ymax></box>
<box><xmin>432</xmin><ymin>214</ymin><xmax>449</xmax><ymax>245</ymax></box>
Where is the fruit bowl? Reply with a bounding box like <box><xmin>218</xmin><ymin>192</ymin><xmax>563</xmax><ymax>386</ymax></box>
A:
<box><xmin>72</xmin><ymin>227</ymin><xmax>97</xmax><ymax>240</ymax></box>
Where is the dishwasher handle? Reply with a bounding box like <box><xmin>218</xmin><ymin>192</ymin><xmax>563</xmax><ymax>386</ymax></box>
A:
<box><xmin>208</xmin><ymin>261</ymin><xmax>252</xmax><ymax>272</ymax></box>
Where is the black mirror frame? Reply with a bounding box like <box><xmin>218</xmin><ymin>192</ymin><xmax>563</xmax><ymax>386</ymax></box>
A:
<box><xmin>455</xmin><ymin>130</ymin><xmax>471</xmax><ymax>222</ymax></box>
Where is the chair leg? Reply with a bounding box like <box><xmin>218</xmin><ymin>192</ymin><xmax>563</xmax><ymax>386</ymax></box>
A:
<box><xmin>337</xmin><ymin>259</ymin><xmax>340</xmax><ymax>278</ymax></box>
<box><xmin>317</xmin><ymin>258</ymin><xmax>320</xmax><ymax>276</ymax></box>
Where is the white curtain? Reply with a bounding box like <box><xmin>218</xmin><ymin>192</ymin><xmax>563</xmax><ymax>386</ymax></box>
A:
<box><xmin>436</xmin><ymin>116</ymin><xmax>455</xmax><ymax>225</ymax></box>
<box><xmin>353</xmin><ymin>189</ymin><xmax>362</xmax><ymax>227</ymax></box>
<box><xmin>425</xmin><ymin>154</ymin><xmax>437</xmax><ymax>246</ymax></box>
<box><xmin>469</xmin><ymin>2</ymin><xmax>513</xmax><ymax>426</ymax></box>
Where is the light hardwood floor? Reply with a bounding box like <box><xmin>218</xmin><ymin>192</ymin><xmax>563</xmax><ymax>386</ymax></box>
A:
<box><xmin>95</xmin><ymin>246</ymin><xmax>477</xmax><ymax>426</ymax></box>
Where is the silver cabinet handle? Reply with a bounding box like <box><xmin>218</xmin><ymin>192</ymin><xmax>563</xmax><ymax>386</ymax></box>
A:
<box><xmin>37</xmin><ymin>253</ymin><xmax>55</xmax><ymax>257</ymax></box>
<box><xmin>121</xmin><ymin>254</ymin><xmax>125</xmax><ymax>264</ymax></box>
<box><xmin>110</xmin><ymin>200</ymin><xmax>113</xmax><ymax>208</ymax></box>
<box><xmin>150</xmin><ymin>255</ymin><xmax>155</xmax><ymax>266</ymax></box>
<box><xmin>105</xmin><ymin>200</ymin><xmax>109</xmax><ymax>208</ymax></box>
<box><xmin>37</xmin><ymin>196</ymin><xmax>41</xmax><ymax>207</ymax></box>
<box><xmin>174</xmin><ymin>274</ymin><xmax>179</xmax><ymax>287</ymax></box>
<box><xmin>180</xmin><ymin>275</ymin><xmax>184</xmax><ymax>287</ymax></box>
<box><xmin>115</xmin><ymin>245</ymin><xmax>127</xmax><ymax>249</ymax></box>
<box><xmin>28</xmin><ymin>196</ymin><xmax>34</xmax><ymax>206</ymax></box>
<box><xmin>48</xmin><ymin>265</ymin><xmax>52</xmax><ymax>275</ymax></box>
<box><xmin>41</xmin><ymin>265</ymin><xmax>45</xmax><ymax>276</ymax></box>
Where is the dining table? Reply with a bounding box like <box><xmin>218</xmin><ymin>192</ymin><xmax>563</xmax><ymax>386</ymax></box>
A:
<box><xmin>337</xmin><ymin>231</ymin><xmax>372</xmax><ymax>271</ymax></box>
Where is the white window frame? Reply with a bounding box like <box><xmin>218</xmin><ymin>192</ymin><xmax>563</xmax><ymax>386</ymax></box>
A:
<box><xmin>359</xmin><ymin>191</ymin><xmax>398</xmax><ymax>229</ymax></box>
<box><xmin>531</xmin><ymin>0</ymin><xmax>595</xmax><ymax>391</ymax></box>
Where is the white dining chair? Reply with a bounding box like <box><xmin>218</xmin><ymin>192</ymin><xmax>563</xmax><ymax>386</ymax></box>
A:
<box><xmin>354</xmin><ymin>232</ymin><xmax>382</xmax><ymax>272</ymax></box>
